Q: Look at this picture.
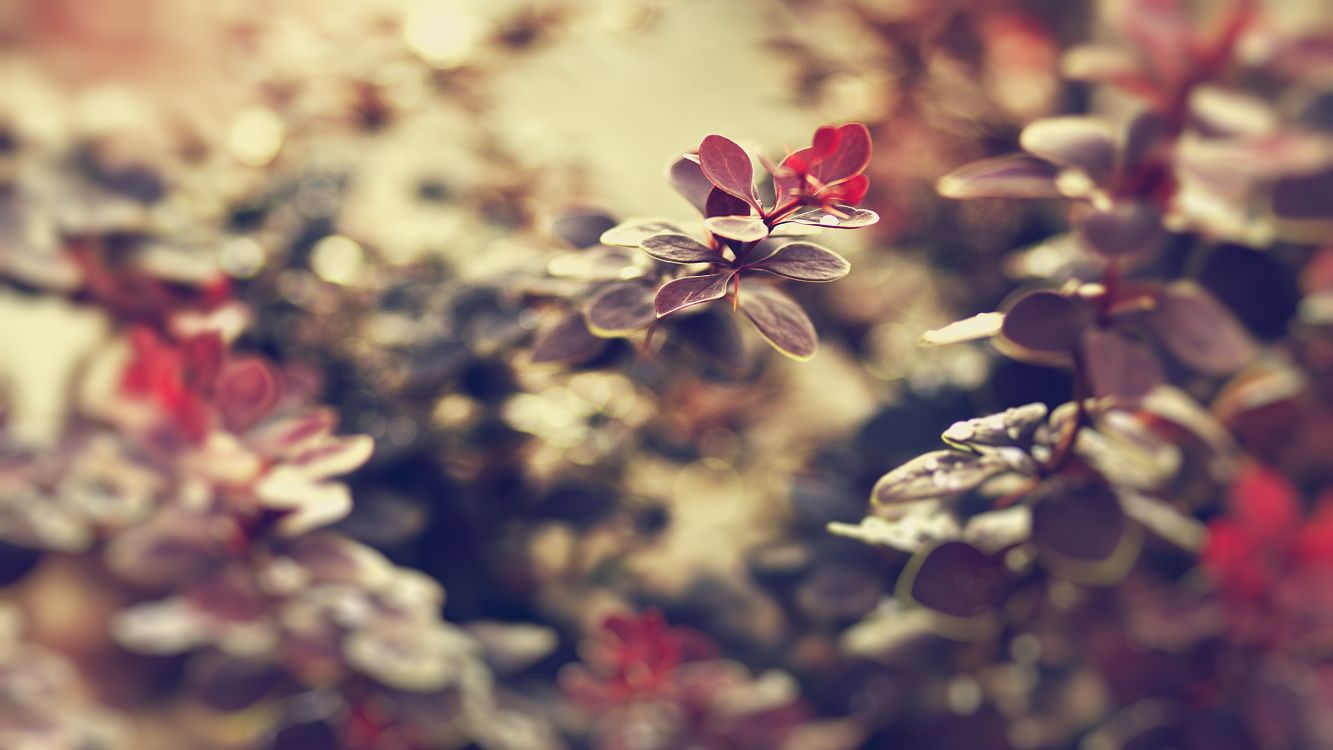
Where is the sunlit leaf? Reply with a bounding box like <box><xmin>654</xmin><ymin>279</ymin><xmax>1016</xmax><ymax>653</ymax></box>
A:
<box><xmin>640</xmin><ymin>233</ymin><xmax>718</xmax><ymax>264</ymax></box>
<box><xmin>747</xmin><ymin>242</ymin><xmax>850</xmax><ymax>282</ymax></box>
<box><xmin>786</xmin><ymin>207</ymin><xmax>879</xmax><ymax>229</ymax></box>
<box><xmin>936</xmin><ymin>155</ymin><xmax>1060</xmax><ymax>199</ymax></box>
<box><xmin>698</xmin><ymin>134</ymin><xmax>760</xmax><ymax>209</ymax></box>
<box><xmin>738</xmin><ymin>284</ymin><xmax>817</xmax><ymax>360</ymax></box>
<box><xmin>654</xmin><ymin>272</ymin><xmax>733</xmax><ymax>317</ymax></box>
<box><xmin>584</xmin><ymin>281</ymin><xmax>656</xmax><ymax>337</ymax></box>
<box><xmin>871</xmin><ymin>450</ymin><xmax>1012</xmax><ymax>506</ymax></box>
<box><xmin>827</xmin><ymin>503</ymin><xmax>961</xmax><ymax>553</ymax></box>
<box><xmin>1020</xmin><ymin>116</ymin><xmax>1116</xmax><ymax>183</ymax></box>
<box><xmin>920</xmin><ymin>312</ymin><xmax>1005</xmax><ymax>346</ymax></box>
<box><xmin>704</xmin><ymin>215</ymin><xmax>769</xmax><ymax>242</ymax></box>
<box><xmin>941</xmin><ymin>403</ymin><xmax>1049</xmax><ymax>449</ymax></box>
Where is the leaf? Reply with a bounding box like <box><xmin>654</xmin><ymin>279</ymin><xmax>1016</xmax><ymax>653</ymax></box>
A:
<box><xmin>1030</xmin><ymin>476</ymin><xmax>1141</xmax><ymax>582</ymax></box>
<box><xmin>698</xmin><ymin>134</ymin><xmax>760</xmax><ymax>209</ymax></box>
<box><xmin>285</xmin><ymin>434</ymin><xmax>376</xmax><ymax>479</ymax></box>
<box><xmin>584</xmin><ymin>281</ymin><xmax>656</xmax><ymax>337</ymax></box>
<box><xmin>705</xmin><ymin>187</ymin><xmax>752</xmax><ymax>219</ymax></box>
<box><xmin>600</xmin><ymin>218</ymin><xmax>689</xmax><ymax>248</ymax></box>
<box><xmin>704</xmin><ymin>215</ymin><xmax>769</xmax><ymax>242</ymax></box>
<box><xmin>216</xmin><ymin>357</ymin><xmax>281</xmax><ymax>433</ymax></box>
<box><xmin>738</xmin><ymin>284</ymin><xmax>818</xmax><ymax>360</ymax></box>
<box><xmin>672</xmin><ymin>306</ymin><xmax>748</xmax><ymax>372</ymax></box>
<box><xmin>654</xmin><ymin>272</ymin><xmax>733</xmax><ymax>317</ymax></box>
<box><xmin>936</xmin><ymin>154</ymin><xmax>1061</xmax><ymax>199</ymax></box>
<box><xmin>640</xmin><ymin>233</ymin><xmax>718</xmax><ymax>264</ymax></box>
<box><xmin>900</xmin><ymin>541</ymin><xmax>1010</xmax><ymax>621</ymax></box>
<box><xmin>786</xmin><ymin>207</ymin><xmax>879</xmax><ymax>229</ymax></box>
<box><xmin>827</xmin><ymin>503</ymin><xmax>961</xmax><ymax>554</ymax></box>
<box><xmin>920</xmin><ymin>312</ymin><xmax>1005</xmax><ymax>346</ymax></box>
<box><xmin>871</xmin><ymin>450</ymin><xmax>1012</xmax><ymax>506</ymax></box>
<box><xmin>999</xmin><ymin>290</ymin><xmax>1090</xmax><ymax>359</ymax></box>
<box><xmin>550</xmin><ymin>209</ymin><xmax>618</xmax><ymax>248</ymax></box>
<box><xmin>1076</xmin><ymin>203</ymin><xmax>1166</xmax><ymax>257</ymax></box>
<box><xmin>529</xmin><ymin>311</ymin><xmax>605</xmax><ymax>364</ymax></box>
<box><xmin>812</xmin><ymin>123</ymin><xmax>873</xmax><ymax>184</ymax></box>
<box><xmin>941</xmin><ymin>403</ymin><xmax>1049</xmax><ymax>450</ymax></box>
<box><xmin>546</xmin><ymin>246</ymin><xmax>643</xmax><ymax>281</ymax></box>
<box><xmin>1019</xmin><ymin>117</ymin><xmax>1116</xmax><ymax>183</ymax></box>
<box><xmin>1082</xmin><ymin>328</ymin><xmax>1165</xmax><ymax>402</ymax></box>
<box><xmin>747</xmin><ymin>242</ymin><xmax>850</xmax><ymax>282</ymax></box>
<box><xmin>668</xmin><ymin>155</ymin><xmax>712</xmax><ymax>214</ymax></box>
<box><xmin>1151</xmin><ymin>283</ymin><xmax>1257</xmax><ymax>374</ymax></box>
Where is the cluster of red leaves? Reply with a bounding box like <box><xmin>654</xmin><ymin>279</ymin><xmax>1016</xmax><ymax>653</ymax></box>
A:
<box><xmin>561</xmin><ymin>609</ymin><xmax>719</xmax><ymax>709</ymax></box>
<box><xmin>1203</xmin><ymin>465</ymin><xmax>1333</xmax><ymax>643</ymax></box>
<box><xmin>121</xmin><ymin>326</ymin><xmax>281</xmax><ymax>443</ymax></box>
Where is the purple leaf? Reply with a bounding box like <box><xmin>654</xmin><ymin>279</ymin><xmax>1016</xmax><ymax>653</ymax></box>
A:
<box><xmin>550</xmin><ymin>209</ymin><xmax>618</xmax><ymax>248</ymax></box>
<box><xmin>640</xmin><ymin>233</ymin><xmax>718</xmax><ymax>264</ymax></box>
<box><xmin>786</xmin><ymin>207</ymin><xmax>880</xmax><ymax>229</ymax></box>
<box><xmin>903</xmin><ymin>541</ymin><xmax>1010</xmax><ymax>620</ymax></box>
<box><xmin>1082</xmin><ymin>328</ymin><xmax>1165</xmax><ymax>401</ymax></box>
<box><xmin>999</xmin><ymin>290</ymin><xmax>1091</xmax><ymax>359</ymax></box>
<box><xmin>668</xmin><ymin>155</ymin><xmax>713</xmax><ymax>214</ymax></box>
<box><xmin>1151</xmin><ymin>283</ymin><xmax>1257</xmax><ymax>374</ymax></box>
<box><xmin>698</xmin><ymin>134</ymin><xmax>760</xmax><ymax>210</ymax></box>
<box><xmin>738</xmin><ymin>284</ymin><xmax>818</xmax><ymax>360</ymax></box>
<box><xmin>1076</xmin><ymin>203</ymin><xmax>1166</xmax><ymax>257</ymax></box>
<box><xmin>1019</xmin><ymin>117</ymin><xmax>1116</xmax><ymax>184</ymax></box>
<box><xmin>937</xmin><ymin>154</ymin><xmax>1061</xmax><ymax>199</ymax></box>
<box><xmin>1121</xmin><ymin>109</ymin><xmax>1170</xmax><ymax>174</ymax></box>
<box><xmin>704</xmin><ymin>215</ymin><xmax>770</xmax><ymax>242</ymax></box>
<box><xmin>705</xmin><ymin>187</ymin><xmax>752</xmax><ymax>219</ymax></box>
<box><xmin>673</xmin><ymin>306</ymin><xmax>748</xmax><ymax>372</ymax></box>
<box><xmin>654</xmin><ymin>272</ymin><xmax>733</xmax><ymax>317</ymax></box>
<box><xmin>600</xmin><ymin>218</ymin><xmax>689</xmax><ymax>248</ymax></box>
<box><xmin>872</xmin><ymin>450</ymin><xmax>1013</xmax><ymax>506</ymax></box>
<box><xmin>529</xmin><ymin>311</ymin><xmax>605</xmax><ymax>364</ymax></box>
<box><xmin>747</xmin><ymin>242</ymin><xmax>850</xmax><ymax>282</ymax></box>
<box><xmin>584</xmin><ymin>281</ymin><xmax>656</xmax><ymax>337</ymax></box>
<box><xmin>1031</xmin><ymin>477</ymin><xmax>1126</xmax><ymax>563</ymax></box>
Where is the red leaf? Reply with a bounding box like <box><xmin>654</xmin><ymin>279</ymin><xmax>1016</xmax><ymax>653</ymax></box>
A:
<box><xmin>1229</xmin><ymin>465</ymin><xmax>1300</xmax><ymax>543</ymax></box>
<box><xmin>698</xmin><ymin>135</ymin><xmax>760</xmax><ymax>210</ymax></box>
<box><xmin>704</xmin><ymin>186</ymin><xmax>752</xmax><ymax>219</ymax></box>
<box><xmin>216</xmin><ymin>356</ymin><xmax>281</xmax><ymax>433</ymax></box>
<box><xmin>811</xmin><ymin>123</ymin><xmax>872</xmax><ymax>185</ymax></box>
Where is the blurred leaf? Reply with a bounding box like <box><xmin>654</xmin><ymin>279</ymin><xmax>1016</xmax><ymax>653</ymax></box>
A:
<box><xmin>529</xmin><ymin>311</ymin><xmax>604</xmax><ymax>364</ymax></box>
<box><xmin>673</xmin><ymin>306</ymin><xmax>748</xmax><ymax>372</ymax></box>
<box><xmin>1031</xmin><ymin>476</ymin><xmax>1141</xmax><ymax>582</ymax></box>
<box><xmin>600</xmin><ymin>218</ymin><xmax>688</xmax><ymax>248</ymax></box>
<box><xmin>871</xmin><ymin>450</ymin><xmax>1012</xmax><ymax>506</ymax></box>
<box><xmin>747</xmin><ymin>242</ymin><xmax>850</xmax><ymax>282</ymax></box>
<box><xmin>739</xmin><ymin>284</ymin><xmax>817</xmax><ymax>360</ymax></box>
<box><xmin>901</xmin><ymin>541</ymin><xmax>1010</xmax><ymax>620</ymax></box>
<box><xmin>920</xmin><ymin>312</ymin><xmax>1005</xmax><ymax>346</ymax></box>
<box><xmin>217</xmin><ymin>356</ymin><xmax>281</xmax><ymax>433</ymax></box>
<box><xmin>668</xmin><ymin>155</ymin><xmax>712</xmax><ymax>214</ymax></box>
<box><xmin>698</xmin><ymin>134</ymin><xmax>761</xmax><ymax>209</ymax></box>
<box><xmin>654</xmin><ymin>272</ymin><xmax>733</xmax><ymax>317</ymax></box>
<box><xmin>1151</xmin><ymin>283</ymin><xmax>1257</xmax><ymax>374</ymax></box>
<box><xmin>640</xmin><ymin>233</ymin><xmax>718</xmax><ymax>264</ymax></box>
<box><xmin>1020</xmin><ymin>117</ymin><xmax>1116</xmax><ymax>183</ymax></box>
<box><xmin>584</xmin><ymin>281</ymin><xmax>656</xmax><ymax>337</ymax></box>
<box><xmin>827</xmin><ymin>502</ymin><xmax>961</xmax><ymax>553</ymax></box>
<box><xmin>1082</xmin><ymin>328</ymin><xmax>1165</xmax><ymax>401</ymax></box>
<box><xmin>547</xmin><ymin>246</ymin><xmax>642</xmax><ymax>281</ymax></box>
<box><xmin>999</xmin><ymin>290</ymin><xmax>1090</xmax><ymax>359</ymax></box>
<box><xmin>704</xmin><ymin>215</ymin><xmax>769</xmax><ymax>242</ymax></box>
<box><xmin>551</xmin><ymin>209</ymin><xmax>618</xmax><ymax>248</ymax></box>
<box><xmin>1076</xmin><ymin>203</ymin><xmax>1167</xmax><ymax>257</ymax></box>
<box><xmin>941</xmin><ymin>403</ymin><xmax>1048</xmax><ymax>449</ymax></box>
<box><xmin>937</xmin><ymin>155</ymin><xmax>1060</xmax><ymax>199</ymax></box>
